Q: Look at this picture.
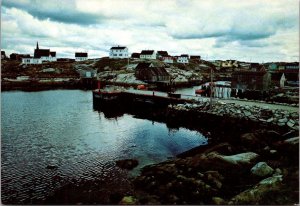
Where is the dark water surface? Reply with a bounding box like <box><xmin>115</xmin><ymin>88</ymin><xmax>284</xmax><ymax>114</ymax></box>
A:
<box><xmin>1</xmin><ymin>90</ymin><xmax>207</xmax><ymax>204</ymax></box>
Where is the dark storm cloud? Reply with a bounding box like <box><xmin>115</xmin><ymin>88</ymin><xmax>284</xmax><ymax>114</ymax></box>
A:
<box><xmin>171</xmin><ymin>27</ymin><xmax>276</xmax><ymax>42</ymax></box>
<box><xmin>171</xmin><ymin>32</ymin><xmax>225</xmax><ymax>40</ymax></box>
<box><xmin>2</xmin><ymin>0</ymin><xmax>103</xmax><ymax>25</ymax></box>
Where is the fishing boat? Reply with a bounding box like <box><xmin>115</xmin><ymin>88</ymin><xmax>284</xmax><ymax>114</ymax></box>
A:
<box><xmin>195</xmin><ymin>89</ymin><xmax>205</xmax><ymax>95</ymax></box>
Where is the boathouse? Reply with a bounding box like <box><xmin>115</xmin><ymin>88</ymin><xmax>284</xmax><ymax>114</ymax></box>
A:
<box><xmin>135</xmin><ymin>66</ymin><xmax>170</xmax><ymax>82</ymax></box>
<box><xmin>231</xmin><ymin>64</ymin><xmax>271</xmax><ymax>91</ymax></box>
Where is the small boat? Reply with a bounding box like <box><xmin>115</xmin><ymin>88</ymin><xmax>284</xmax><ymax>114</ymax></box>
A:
<box><xmin>137</xmin><ymin>84</ymin><xmax>147</xmax><ymax>90</ymax></box>
<box><xmin>195</xmin><ymin>89</ymin><xmax>205</xmax><ymax>95</ymax></box>
<box><xmin>168</xmin><ymin>92</ymin><xmax>181</xmax><ymax>98</ymax></box>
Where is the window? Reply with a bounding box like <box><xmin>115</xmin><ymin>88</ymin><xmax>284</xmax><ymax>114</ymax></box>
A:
<box><xmin>114</xmin><ymin>54</ymin><xmax>117</xmax><ymax>56</ymax></box>
<box><xmin>119</xmin><ymin>54</ymin><xmax>122</xmax><ymax>56</ymax></box>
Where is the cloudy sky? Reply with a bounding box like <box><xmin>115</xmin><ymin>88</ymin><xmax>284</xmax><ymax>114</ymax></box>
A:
<box><xmin>1</xmin><ymin>0</ymin><xmax>299</xmax><ymax>62</ymax></box>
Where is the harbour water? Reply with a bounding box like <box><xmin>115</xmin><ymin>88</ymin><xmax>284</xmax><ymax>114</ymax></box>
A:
<box><xmin>1</xmin><ymin>90</ymin><xmax>207</xmax><ymax>204</ymax></box>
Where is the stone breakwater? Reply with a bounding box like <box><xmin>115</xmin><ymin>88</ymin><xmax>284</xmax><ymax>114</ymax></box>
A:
<box><xmin>168</xmin><ymin>101</ymin><xmax>299</xmax><ymax>131</ymax></box>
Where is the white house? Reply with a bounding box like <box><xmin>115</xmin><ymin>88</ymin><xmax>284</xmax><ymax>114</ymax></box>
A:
<box><xmin>177</xmin><ymin>54</ymin><xmax>189</xmax><ymax>63</ymax></box>
<box><xmin>109</xmin><ymin>46</ymin><xmax>128</xmax><ymax>59</ymax></box>
<box><xmin>162</xmin><ymin>56</ymin><xmax>173</xmax><ymax>64</ymax></box>
<box><xmin>21</xmin><ymin>57</ymin><xmax>42</xmax><ymax>65</ymax></box>
<box><xmin>140</xmin><ymin>50</ymin><xmax>156</xmax><ymax>59</ymax></box>
<box><xmin>75</xmin><ymin>52</ymin><xmax>88</xmax><ymax>61</ymax></box>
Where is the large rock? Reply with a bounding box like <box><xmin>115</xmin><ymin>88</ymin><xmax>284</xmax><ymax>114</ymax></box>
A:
<box><xmin>190</xmin><ymin>152</ymin><xmax>259</xmax><ymax>172</ymax></box>
<box><xmin>221</xmin><ymin>152</ymin><xmax>259</xmax><ymax>165</ymax></box>
<box><xmin>251</xmin><ymin>162</ymin><xmax>274</xmax><ymax>177</ymax></box>
<box><xmin>229</xmin><ymin>175</ymin><xmax>283</xmax><ymax>204</ymax></box>
<box><xmin>119</xmin><ymin>196</ymin><xmax>138</xmax><ymax>205</ymax></box>
<box><xmin>116</xmin><ymin>159</ymin><xmax>139</xmax><ymax>170</ymax></box>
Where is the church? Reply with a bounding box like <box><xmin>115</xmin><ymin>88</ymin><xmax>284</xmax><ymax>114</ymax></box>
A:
<box><xmin>22</xmin><ymin>42</ymin><xmax>57</xmax><ymax>65</ymax></box>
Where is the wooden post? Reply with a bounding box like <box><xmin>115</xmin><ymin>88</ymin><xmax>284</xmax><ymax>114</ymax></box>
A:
<box><xmin>98</xmin><ymin>81</ymin><xmax>101</xmax><ymax>92</ymax></box>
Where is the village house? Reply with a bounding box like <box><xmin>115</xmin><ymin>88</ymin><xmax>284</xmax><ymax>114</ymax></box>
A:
<box><xmin>135</xmin><ymin>62</ymin><xmax>170</xmax><ymax>82</ymax></box>
<box><xmin>231</xmin><ymin>64</ymin><xmax>271</xmax><ymax>91</ymax></box>
<box><xmin>177</xmin><ymin>54</ymin><xmax>189</xmax><ymax>64</ymax></box>
<box><xmin>156</xmin><ymin>51</ymin><xmax>173</xmax><ymax>64</ymax></box>
<box><xmin>156</xmin><ymin>51</ymin><xmax>169</xmax><ymax>59</ymax></box>
<box><xmin>269</xmin><ymin>62</ymin><xmax>299</xmax><ymax>71</ymax></box>
<box><xmin>109</xmin><ymin>46</ymin><xmax>128</xmax><ymax>59</ymax></box>
<box><xmin>284</xmin><ymin>62</ymin><xmax>299</xmax><ymax>70</ymax></box>
<box><xmin>270</xmin><ymin>72</ymin><xmax>286</xmax><ymax>88</ymax></box>
<box><xmin>131</xmin><ymin>53</ymin><xmax>140</xmax><ymax>59</ymax></box>
<box><xmin>22</xmin><ymin>57</ymin><xmax>43</xmax><ymax>65</ymax></box>
<box><xmin>77</xmin><ymin>69</ymin><xmax>97</xmax><ymax>78</ymax></box>
<box><xmin>162</xmin><ymin>56</ymin><xmax>174</xmax><ymax>64</ymax></box>
<box><xmin>221</xmin><ymin>60</ymin><xmax>239</xmax><ymax>68</ymax></box>
<box><xmin>190</xmin><ymin>55</ymin><xmax>201</xmax><ymax>62</ymax></box>
<box><xmin>140</xmin><ymin>50</ymin><xmax>156</xmax><ymax>59</ymax></box>
<box><xmin>10</xmin><ymin>53</ymin><xmax>30</xmax><ymax>61</ymax></box>
<box><xmin>1</xmin><ymin>51</ymin><xmax>7</xmax><ymax>59</ymax></box>
<box><xmin>75</xmin><ymin>52</ymin><xmax>88</xmax><ymax>61</ymax></box>
<box><xmin>284</xmin><ymin>72</ymin><xmax>299</xmax><ymax>86</ymax></box>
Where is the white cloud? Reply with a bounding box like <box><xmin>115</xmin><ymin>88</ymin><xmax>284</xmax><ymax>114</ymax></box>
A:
<box><xmin>1</xmin><ymin>0</ymin><xmax>299</xmax><ymax>61</ymax></box>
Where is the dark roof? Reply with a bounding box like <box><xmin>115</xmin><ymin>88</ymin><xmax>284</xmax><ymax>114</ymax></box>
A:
<box><xmin>111</xmin><ymin>46</ymin><xmax>126</xmax><ymax>50</ymax></box>
<box><xmin>284</xmin><ymin>62</ymin><xmax>299</xmax><ymax>66</ymax></box>
<box><xmin>271</xmin><ymin>72</ymin><xmax>284</xmax><ymax>81</ymax></box>
<box><xmin>157</xmin><ymin>51</ymin><xmax>169</xmax><ymax>57</ymax></box>
<box><xmin>34</xmin><ymin>49</ymin><xmax>50</xmax><ymax>58</ymax></box>
<box><xmin>141</xmin><ymin>50</ymin><xmax>155</xmax><ymax>55</ymax></box>
<box><xmin>190</xmin><ymin>55</ymin><xmax>201</xmax><ymax>59</ymax></box>
<box><xmin>136</xmin><ymin>62</ymin><xmax>152</xmax><ymax>70</ymax></box>
<box><xmin>75</xmin><ymin>52</ymin><xmax>88</xmax><ymax>57</ymax></box>
<box><xmin>180</xmin><ymin>54</ymin><xmax>189</xmax><ymax>57</ymax></box>
<box><xmin>50</xmin><ymin>51</ymin><xmax>56</xmax><ymax>57</ymax></box>
<box><xmin>136</xmin><ymin>67</ymin><xmax>170</xmax><ymax>77</ymax></box>
<box><xmin>149</xmin><ymin>67</ymin><xmax>169</xmax><ymax>77</ymax></box>
<box><xmin>284</xmin><ymin>72</ymin><xmax>299</xmax><ymax>81</ymax></box>
<box><xmin>131</xmin><ymin>53</ymin><xmax>140</xmax><ymax>58</ymax></box>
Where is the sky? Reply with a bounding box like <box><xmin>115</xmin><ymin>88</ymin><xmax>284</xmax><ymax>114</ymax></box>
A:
<box><xmin>1</xmin><ymin>0</ymin><xmax>299</xmax><ymax>62</ymax></box>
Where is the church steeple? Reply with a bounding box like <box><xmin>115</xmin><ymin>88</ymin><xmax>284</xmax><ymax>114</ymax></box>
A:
<box><xmin>36</xmin><ymin>41</ymin><xmax>39</xmax><ymax>50</ymax></box>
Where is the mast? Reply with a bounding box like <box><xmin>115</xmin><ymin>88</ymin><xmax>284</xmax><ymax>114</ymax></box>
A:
<box><xmin>209</xmin><ymin>67</ymin><xmax>213</xmax><ymax>109</ymax></box>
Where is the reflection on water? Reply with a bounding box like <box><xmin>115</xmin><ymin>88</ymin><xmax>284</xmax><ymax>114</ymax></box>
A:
<box><xmin>1</xmin><ymin>90</ymin><xmax>207</xmax><ymax>204</ymax></box>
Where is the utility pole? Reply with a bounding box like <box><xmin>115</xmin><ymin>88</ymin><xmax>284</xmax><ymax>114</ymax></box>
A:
<box><xmin>127</xmin><ymin>56</ymin><xmax>129</xmax><ymax>69</ymax></box>
<box><xmin>209</xmin><ymin>67</ymin><xmax>213</xmax><ymax>109</ymax></box>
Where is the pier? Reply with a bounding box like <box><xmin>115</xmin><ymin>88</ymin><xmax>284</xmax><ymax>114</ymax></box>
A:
<box><xmin>93</xmin><ymin>88</ymin><xmax>299</xmax><ymax>112</ymax></box>
<box><xmin>93</xmin><ymin>88</ymin><xmax>197</xmax><ymax>109</ymax></box>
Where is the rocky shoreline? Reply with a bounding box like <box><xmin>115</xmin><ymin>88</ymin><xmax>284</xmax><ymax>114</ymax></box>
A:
<box><xmin>121</xmin><ymin>130</ymin><xmax>299</xmax><ymax>205</ymax></box>
<box><xmin>116</xmin><ymin>102</ymin><xmax>299</xmax><ymax>204</ymax></box>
